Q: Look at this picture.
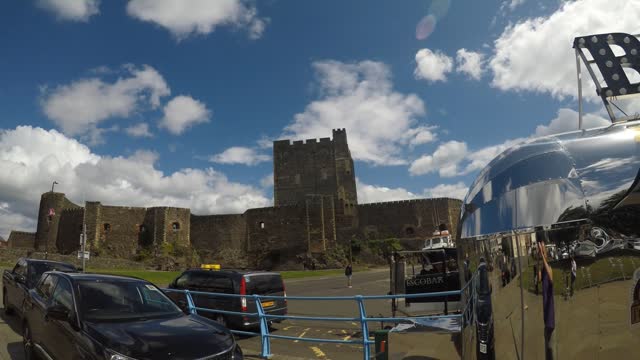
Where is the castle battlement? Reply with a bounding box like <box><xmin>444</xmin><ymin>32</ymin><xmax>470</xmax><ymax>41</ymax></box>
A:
<box><xmin>273</xmin><ymin>136</ymin><xmax>336</xmax><ymax>148</ymax></box>
<box><xmin>358</xmin><ymin>198</ymin><xmax>461</xmax><ymax>207</ymax></box>
<box><xmin>9</xmin><ymin>231</ymin><xmax>36</xmax><ymax>236</ymax></box>
<box><xmin>61</xmin><ymin>207</ymin><xmax>84</xmax><ymax>214</ymax></box>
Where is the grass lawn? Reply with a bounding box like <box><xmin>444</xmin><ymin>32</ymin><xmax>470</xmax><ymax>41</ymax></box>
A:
<box><xmin>520</xmin><ymin>253</ymin><xmax>640</xmax><ymax>295</ymax></box>
<box><xmin>89</xmin><ymin>267</ymin><xmax>364</xmax><ymax>286</ymax></box>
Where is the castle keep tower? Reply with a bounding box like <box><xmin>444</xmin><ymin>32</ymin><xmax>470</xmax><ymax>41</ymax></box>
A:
<box><xmin>272</xmin><ymin>129</ymin><xmax>359</xmax><ymax>251</ymax></box>
<box><xmin>273</xmin><ymin>129</ymin><xmax>358</xmax><ymax>214</ymax></box>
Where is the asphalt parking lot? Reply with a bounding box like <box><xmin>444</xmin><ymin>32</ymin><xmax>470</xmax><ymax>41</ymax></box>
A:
<box><xmin>0</xmin><ymin>268</ymin><xmax>462</xmax><ymax>360</ymax></box>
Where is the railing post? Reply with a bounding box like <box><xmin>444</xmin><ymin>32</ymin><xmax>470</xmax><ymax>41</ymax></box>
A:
<box><xmin>356</xmin><ymin>295</ymin><xmax>370</xmax><ymax>360</ymax></box>
<box><xmin>254</xmin><ymin>295</ymin><xmax>272</xmax><ymax>359</ymax></box>
<box><xmin>184</xmin><ymin>290</ymin><xmax>197</xmax><ymax>315</ymax></box>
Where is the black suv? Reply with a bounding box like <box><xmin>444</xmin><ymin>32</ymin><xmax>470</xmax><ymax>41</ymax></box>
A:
<box><xmin>22</xmin><ymin>272</ymin><xmax>243</xmax><ymax>360</ymax></box>
<box><xmin>167</xmin><ymin>268</ymin><xmax>287</xmax><ymax>329</ymax></box>
<box><xmin>3</xmin><ymin>258</ymin><xmax>77</xmax><ymax>317</ymax></box>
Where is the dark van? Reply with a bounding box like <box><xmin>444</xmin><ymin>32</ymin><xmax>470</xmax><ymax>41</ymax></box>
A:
<box><xmin>166</xmin><ymin>267</ymin><xmax>287</xmax><ymax>329</ymax></box>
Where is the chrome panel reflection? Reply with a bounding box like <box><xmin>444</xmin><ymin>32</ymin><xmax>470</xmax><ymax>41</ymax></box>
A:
<box><xmin>460</xmin><ymin>120</ymin><xmax>640</xmax><ymax>243</ymax></box>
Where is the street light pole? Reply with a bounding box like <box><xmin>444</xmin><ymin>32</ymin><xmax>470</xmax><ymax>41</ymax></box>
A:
<box><xmin>51</xmin><ymin>181</ymin><xmax>58</xmax><ymax>193</ymax></box>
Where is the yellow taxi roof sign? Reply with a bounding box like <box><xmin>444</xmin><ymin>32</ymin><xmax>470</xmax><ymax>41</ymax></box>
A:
<box><xmin>201</xmin><ymin>264</ymin><xmax>221</xmax><ymax>270</ymax></box>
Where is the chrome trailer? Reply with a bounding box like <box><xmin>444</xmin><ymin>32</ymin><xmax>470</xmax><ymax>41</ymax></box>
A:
<box><xmin>457</xmin><ymin>32</ymin><xmax>640</xmax><ymax>359</ymax></box>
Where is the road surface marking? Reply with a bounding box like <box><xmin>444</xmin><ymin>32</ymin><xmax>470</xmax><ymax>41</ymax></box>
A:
<box><xmin>293</xmin><ymin>330</ymin><xmax>307</xmax><ymax>342</ymax></box>
<box><xmin>351</xmin><ymin>322</ymin><xmax>357</xmax><ymax>326</ymax></box>
<box><xmin>343</xmin><ymin>335</ymin><xmax>352</xmax><ymax>341</ymax></box>
<box><xmin>311</xmin><ymin>346</ymin><xmax>326</xmax><ymax>358</ymax></box>
<box><xmin>283</xmin><ymin>326</ymin><xmax>293</xmax><ymax>331</ymax></box>
<box><xmin>327</xmin><ymin>330</ymin><xmax>333</xmax><ymax>334</ymax></box>
<box><xmin>341</xmin><ymin>329</ymin><xmax>347</xmax><ymax>334</ymax></box>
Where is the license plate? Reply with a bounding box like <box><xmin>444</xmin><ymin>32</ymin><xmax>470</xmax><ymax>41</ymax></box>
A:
<box><xmin>261</xmin><ymin>301</ymin><xmax>275</xmax><ymax>308</ymax></box>
<box><xmin>480</xmin><ymin>343</ymin><xmax>487</xmax><ymax>354</ymax></box>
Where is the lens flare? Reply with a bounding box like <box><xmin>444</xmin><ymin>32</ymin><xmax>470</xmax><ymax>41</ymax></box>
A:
<box><xmin>415</xmin><ymin>15</ymin><xmax>437</xmax><ymax>40</ymax></box>
<box><xmin>429</xmin><ymin>0</ymin><xmax>451</xmax><ymax>21</ymax></box>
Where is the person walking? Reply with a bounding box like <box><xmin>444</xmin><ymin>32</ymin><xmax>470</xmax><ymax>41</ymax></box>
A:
<box><xmin>345</xmin><ymin>263</ymin><xmax>353</xmax><ymax>288</ymax></box>
<box><xmin>533</xmin><ymin>261</ymin><xmax>539</xmax><ymax>295</ymax></box>
<box><xmin>570</xmin><ymin>255</ymin><xmax>577</xmax><ymax>297</ymax></box>
<box><xmin>538</xmin><ymin>240</ymin><xmax>555</xmax><ymax>360</ymax></box>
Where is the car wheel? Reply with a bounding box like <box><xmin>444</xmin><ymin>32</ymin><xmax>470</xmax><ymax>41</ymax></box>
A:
<box><xmin>23</xmin><ymin>323</ymin><xmax>38</xmax><ymax>360</ymax></box>
<box><xmin>3</xmin><ymin>291</ymin><xmax>13</xmax><ymax>315</ymax></box>
<box><xmin>233</xmin><ymin>344</ymin><xmax>244</xmax><ymax>359</ymax></box>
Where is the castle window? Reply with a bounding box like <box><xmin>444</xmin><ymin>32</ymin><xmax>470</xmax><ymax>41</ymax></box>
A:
<box><xmin>259</xmin><ymin>221</ymin><xmax>265</xmax><ymax>229</ymax></box>
<box><xmin>405</xmin><ymin>227</ymin><xmax>415</xmax><ymax>236</ymax></box>
<box><xmin>172</xmin><ymin>222</ymin><xmax>181</xmax><ymax>231</ymax></box>
<box><xmin>139</xmin><ymin>225</ymin><xmax>146</xmax><ymax>233</ymax></box>
<box><xmin>103</xmin><ymin>223</ymin><xmax>111</xmax><ymax>233</ymax></box>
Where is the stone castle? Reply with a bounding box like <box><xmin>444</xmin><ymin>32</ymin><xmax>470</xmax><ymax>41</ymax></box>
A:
<box><xmin>7</xmin><ymin>129</ymin><xmax>462</xmax><ymax>268</ymax></box>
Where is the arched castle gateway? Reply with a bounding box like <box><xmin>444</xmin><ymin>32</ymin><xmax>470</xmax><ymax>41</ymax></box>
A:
<box><xmin>7</xmin><ymin>129</ymin><xmax>462</xmax><ymax>268</ymax></box>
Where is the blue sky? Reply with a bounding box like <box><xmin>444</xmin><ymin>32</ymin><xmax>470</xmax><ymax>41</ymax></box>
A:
<box><xmin>1</xmin><ymin>0</ymin><xmax>638</xmax><ymax>239</ymax></box>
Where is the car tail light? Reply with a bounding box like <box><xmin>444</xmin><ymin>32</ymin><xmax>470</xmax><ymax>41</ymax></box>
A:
<box><xmin>283</xmin><ymin>281</ymin><xmax>287</xmax><ymax>305</ymax></box>
<box><xmin>240</xmin><ymin>276</ymin><xmax>247</xmax><ymax>312</ymax></box>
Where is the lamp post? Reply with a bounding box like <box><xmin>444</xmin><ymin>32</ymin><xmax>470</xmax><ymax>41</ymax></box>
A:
<box><xmin>51</xmin><ymin>181</ymin><xmax>58</xmax><ymax>193</ymax></box>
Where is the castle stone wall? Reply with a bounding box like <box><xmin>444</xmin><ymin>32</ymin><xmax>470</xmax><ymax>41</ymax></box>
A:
<box><xmin>357</xmin><ymin>198</ymin><xmax>462</xmax><ymax>240</ymax></box>
<box><xmin>245</xmin><ymin>205</ymin><xmax>308</xmax><ymax>269</ymax></box>
<box><xmin>34</xmin><ymin>192</ymin><xmax>79</xmax><ymax>251</ymax></box>
<box><xmin>157</xmin><ymin>207</ymin><xmax>191</xmax><ymax>246</ymax></box>
<box><xmin>7</xmin><ymin>231</ymin><xmax>36</xmax><ymax>249</ymax></box>
<box><xmin>56</xmin><ymin>207</ymin><xmax>84</xmax><ymax>254</ymax></box>
<box><xmin>190</xmin><ymin>214</ymin><xmax>246</xmax><ymax>256</ymax></box>
<box><xmin>92</xmin><ymin>205</ymin><xmax>147</xmax><ymax>258</ymax></box>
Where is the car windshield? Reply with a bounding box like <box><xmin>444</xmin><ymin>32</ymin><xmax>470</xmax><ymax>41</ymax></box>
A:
<box><xmin>28</xmin><ymin>263</ymin><xmax>76</xmax><ymax>286</ymax></box>
<box><xmin>77</xmin><ymin>279</ymin><xmax>182</xmax><ymax>322</ymax></box>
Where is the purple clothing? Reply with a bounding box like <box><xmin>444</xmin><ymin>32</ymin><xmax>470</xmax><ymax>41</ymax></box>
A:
<box><xmin>542</xmin><ymin>266</ymin><xmax>555</xmax><ymax>329</ymax></box>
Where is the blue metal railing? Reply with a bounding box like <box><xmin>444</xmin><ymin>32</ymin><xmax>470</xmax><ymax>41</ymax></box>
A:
<box><xmin>164</xmin><ymin>281</ymin><xmax>474</xmax><ymax>359</ymax></box>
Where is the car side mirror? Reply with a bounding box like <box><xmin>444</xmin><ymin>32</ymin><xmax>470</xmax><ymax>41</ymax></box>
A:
<box><xmin>46</xmin><ymin>305</ymin><xmax>70</xmax><ymax>322</ymax></box>
<box><xmin>177</xmin><ymin>299</ymin><xmax>189</xmax><ymax>312</ymax></box>
<box><xmin>15</xmin><ymin>275</ymin><xmax>26</xmax><ymax>284</ymax></box>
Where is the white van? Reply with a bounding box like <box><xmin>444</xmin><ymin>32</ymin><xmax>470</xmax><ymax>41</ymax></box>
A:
<box><xmin>423</xmin><ymin>231</ymin><xmax>454</xmax><ymax>250</ymax></box>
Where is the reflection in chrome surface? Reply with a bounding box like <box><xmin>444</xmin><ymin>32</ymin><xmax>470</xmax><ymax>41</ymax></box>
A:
<box><xmin>457</xmin><ymin>121</ymin><xmax>640</xmax><ymax>359</ymax></box>
<box><xmin>460</xmin><ymin>121</ymin><xmax>640</xmax><ymax>242</ymax></box>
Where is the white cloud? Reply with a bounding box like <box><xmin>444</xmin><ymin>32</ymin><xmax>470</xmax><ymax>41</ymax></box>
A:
<box><xmin>464</xmin><ymin>137</ymin><xmax>526</xmax><ymax>174</ymax></box>
<box><xmin>284</xmin><ymin>60</ymin><xmax>430</xmax><ymax>166</ymax></box>
<box><xmin>456</xmin><ymin>49</ymin><xmax>485</xmax><ymax>80</ymax></box>
<box><xmin>490</xmin><ymin>0</ymin><xmax>640</xmax><ymax>99</ymax></box>
<box><xmin>37</xmin><ymin>0</ymin><xmax>100</xmax><ymax>22</ymax></box>
<box><xmin>414</xmin><ymin>49</ymin><xmax>454</xmax><ymax>82</ymax></box>
<box><xmin>260</xmin><ymin>173</ymin><xmax>274</xmax><ymax>188</ymax></box>
<box><xmin>404</xmin><ymin>126</ymin><xmax>437</xmax><ymax>147</ymax></box>
<box><xmin>356</xmin><ymin>179</ymin><xmax>419</xmax><ymax>203</ymax></box>
<box><xmin>0</xmin><ymin>202</ymin><xmax>38</xmax><ymax>240</ymax></box>
<box><xmin>125</xmin><ymin>123</ymin><xmax>153</xmax><ymax>138</ymax></box>
<box><xmin>409</xmin><ymin>108</ymin><xmax>609</xmax><ymax>179</ymax></box>
<box><xmin>423</xmin><ymin>182</ymin><xmax>468</xmax><ymax>200</ymax></box>
<box><xmin>210</xmin><ymin>146</ymin><xmax>270</xmax><ymax>166</ymax></box>
<box><xmin>159</xmin><ymin>95</ymin><xmax>211</xmax><ymax>135</ymax></box>
<box><xmin>41</xmin><ymin>65</ymin><xmax>170</xmax><ymax>137</ymax></box>
<box><xmin>357</xmin><ymin>179</ymin><xmax>468</xmax><ymax>204</ymax></box>
<box><xmin>0</xmin><ymin>126</ymin><xmax>271</xmax><ymax>239</ymax></box>
<box><xmin>409</xmin><ymin>141</ymin><xmax>468</xmax><ymax>177</ymax></box>
<box><xmin>535</xmin><ymin>108</ymin><xmax>610</xmax><ymax>136</ymax></box>
<box><xmin>410</xmin><ymin>137</ymin><xmax>528</xmax><ymax>178</ymax></box>
<box><xmin>126</xmin><ymin>0</ymin><xmax>267</xmax><ymax>40</ymax></box>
